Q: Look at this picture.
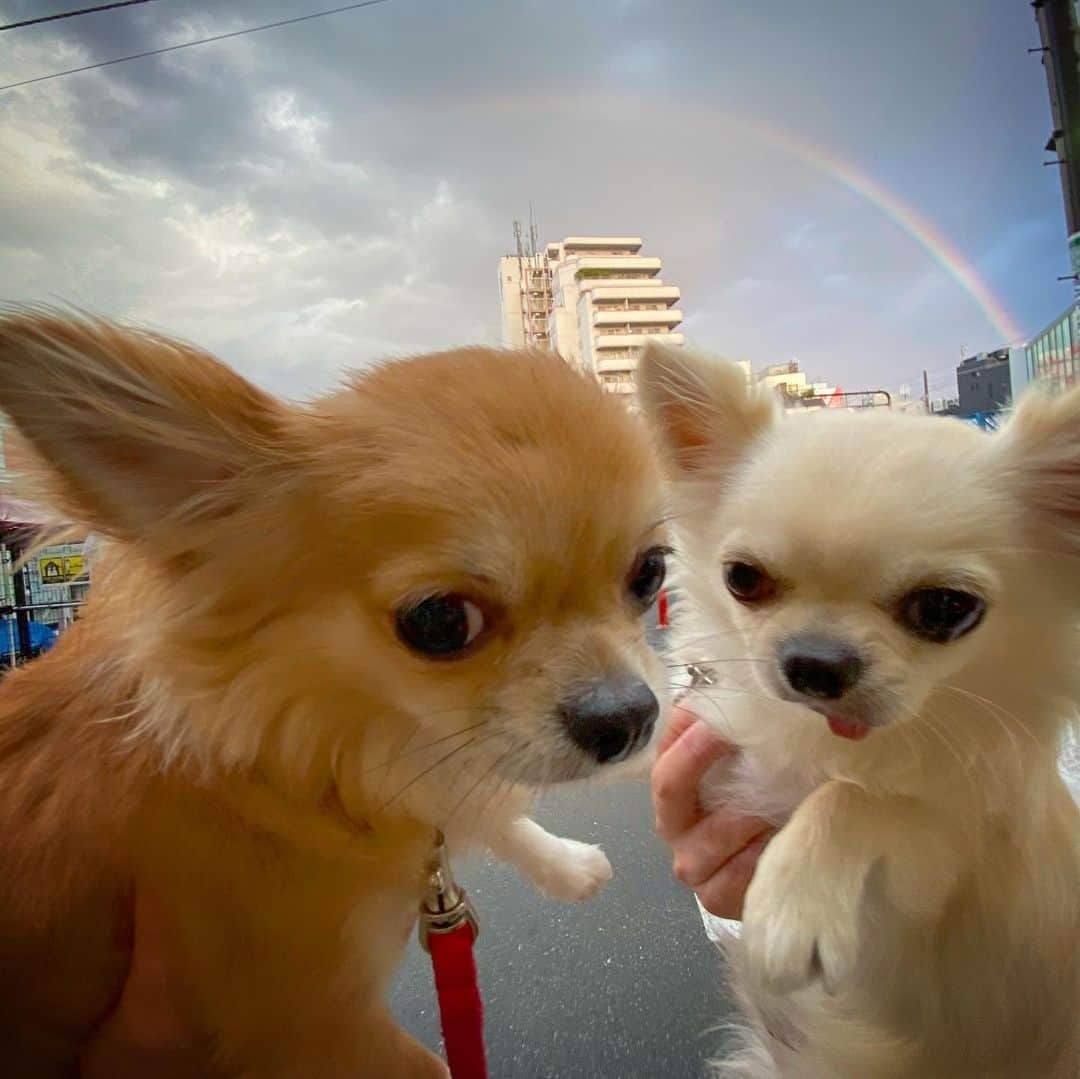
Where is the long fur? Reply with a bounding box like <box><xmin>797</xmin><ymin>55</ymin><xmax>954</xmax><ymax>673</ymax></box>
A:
<box><xmin>639</xmin><ymin>342</ymin><xmax>1080</xmax><ymax>1079</ymax></box>
<box><xmin>0</xmin><ymin>309</ymin><xmax>670</xmax><ymax>1076</ymax></box>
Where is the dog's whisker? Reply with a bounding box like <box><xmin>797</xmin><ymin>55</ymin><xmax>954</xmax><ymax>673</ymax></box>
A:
<box><xmin>442</xmin><ymin>743</ymin><xmax>514</xmax><ymax>828</ymax></box>
<box><xmin>904</xmin><ymin>703</ymin><xmax>982</xmax><ymax>797</ymax></box>
<box><xmin>664</xmin><ymin>627</ymin><xmax>749</xmax><ymax>649</ymax></box>
<box><xmin>375</xmin><ymin>732</ymin><xmax>500</xmax><ymax>813</ymax></box>
<box><xmin>354</xmin><ymin>720</ymin><xmax>489</xmax><ymax>776</ymax></box>
<box><xmin>678</xmin><ymin>685</ymin><xmax>737</xmax><ymax>731</ymax></box>
<box><xmin>477</xmin><ymin>752</ymin><xmax>527</xmax><ymax>823</ymax></box>
<box><xmin>937</xmin><ymin>684</ymin><xmax>1042</xmax><ymax>751</ymax></box>
<box><xmin>662</xmin><ymin>657</ymin><xmax>772</xmax><ymax>668</ymax></box>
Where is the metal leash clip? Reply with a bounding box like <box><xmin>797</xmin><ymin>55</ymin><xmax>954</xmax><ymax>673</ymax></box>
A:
<box><xmin>418</xmin><ymin>829</ymin><xmax>479</xmax><ymax>953</ymax></box>
<box><xmin>674</xmin><ymin>662</ymin><xmax>720</xmax><ymax>706</ymax></box>
<box><xmin>686</xmin><ymin>662</ymin><xmax>718</xmax><ymax>688</ymax></box>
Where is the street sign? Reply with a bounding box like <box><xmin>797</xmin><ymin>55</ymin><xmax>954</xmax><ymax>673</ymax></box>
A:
<box><xmin>39</xmin><ymin>555</ymin><xmax>66</xmax><ymax>585</ymax></box>
<box><xmin>38</xmin><ymin>554</ymin><xmax>86</xmax><ymax>584</ymax></box>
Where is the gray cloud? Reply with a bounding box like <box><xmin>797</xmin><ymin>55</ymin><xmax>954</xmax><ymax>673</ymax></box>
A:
<box><xmin>0</xmin><ymin>0</ymin><xmax>1070</xmax><ymax>399</ymax></box>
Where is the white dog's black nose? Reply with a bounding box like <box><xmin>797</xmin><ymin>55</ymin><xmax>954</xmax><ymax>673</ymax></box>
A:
<box><xmin>561</xmin><ymin>673</ymin><xmax>659</xmax><ymax>764</ymax></box>
<box><xmin>780</xmin><ymin>636</ymin><xmax>863</xmax><ymax>701</ymax></box>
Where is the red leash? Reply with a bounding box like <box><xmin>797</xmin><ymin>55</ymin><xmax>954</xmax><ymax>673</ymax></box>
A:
<box><xmin>419</xmin><ymin>831</ymin><xmax>487</xmax><ymax>1079</ymax></box>
<box><xmin>657</xmin><ymin>589</ymin><xmax>670</xmax><ymax>630</ymax></box>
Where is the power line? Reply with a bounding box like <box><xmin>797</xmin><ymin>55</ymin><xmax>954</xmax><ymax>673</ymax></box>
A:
<box><xmin>1</xmin><ymin>1</ymin><xmax>162</xmax><ymax>33</ymax></box>
<box><xmin>0</xmin><ymin>0</ymin><xmax>394</xmax><ymax>91</ymax></box>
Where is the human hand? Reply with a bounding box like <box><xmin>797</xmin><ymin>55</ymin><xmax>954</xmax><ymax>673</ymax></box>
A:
<box><xmin>651</xmin><ymin>706</ymin><xmax>775</xmax><ymax>918</ymax></box>
<box><xmin>81</xmin><ymin>886</ymin><xmax>213</xmax><ymax>1078</ymax></box>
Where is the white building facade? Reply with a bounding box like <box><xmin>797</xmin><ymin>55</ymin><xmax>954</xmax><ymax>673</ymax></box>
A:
<box><xmin>499</xmin><ymin>235</ymin><xmax>684</xmax><ymax>403</ymax></box>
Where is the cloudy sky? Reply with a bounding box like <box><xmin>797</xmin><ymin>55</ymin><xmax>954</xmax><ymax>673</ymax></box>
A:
<box><xmin>0</xmin><ymin>0</ymin><xmax>1070</xmax><ymax>402</ymax></box>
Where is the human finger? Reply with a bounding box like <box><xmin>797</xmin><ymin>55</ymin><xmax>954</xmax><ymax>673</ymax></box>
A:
<box><xmin>652</xmin><ymin>719</ymin><xmax>734</xmax><ymax>840</ymax></box>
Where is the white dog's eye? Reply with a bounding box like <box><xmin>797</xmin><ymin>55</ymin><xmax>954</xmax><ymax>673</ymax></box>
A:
<box><xmin>724</xmin><ymin>560</ymin><xmax>777</xmax><ymax>604</ymax></box>
<box><xmin>396</xmin><ymin>594</ymin><xmax>486</xmax><ymax>658</ymax></box>
<box><xmin>899</xmin><ymin>588</ymin><xmax>985</xmax><ymax>644</ymax></box>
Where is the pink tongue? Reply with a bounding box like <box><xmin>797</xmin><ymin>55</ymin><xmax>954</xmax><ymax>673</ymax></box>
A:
<box><xmin>827</xmin><ymin>716</ymin><xmax>870</xmax><ymax>741</ymax></box>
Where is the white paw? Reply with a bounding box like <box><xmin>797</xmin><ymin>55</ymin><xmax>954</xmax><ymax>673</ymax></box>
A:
<box><xmin>742</xmin><ymin>842</ymin><xmax>863</xmax><ymax>995</ymax></box>
<box><xmin>534</xmin><ymin>839</ymin><xmax>613</xmax><ymax>902</ymax></box>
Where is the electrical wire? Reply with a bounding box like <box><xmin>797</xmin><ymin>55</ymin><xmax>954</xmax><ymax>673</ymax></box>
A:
<box><xmin>1</xmin><ymin>1</ymin><xmax>162</xmax><ymax>33</ymax></box>
<box><xmin>1</xmin><ymin>0</ymin><xmax>394</xmax><ymax>91</ymax></box>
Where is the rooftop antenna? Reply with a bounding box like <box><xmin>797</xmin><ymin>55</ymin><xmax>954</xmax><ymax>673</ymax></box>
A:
<box><xmin>510</xmin><ymin>210</ymin><xmax>551</xmax><ymax>350</ymax></box>
<box><xmin>528</xmin><ymin>201</ymin><xmax>539</xmax><ymax>262</ymax></box>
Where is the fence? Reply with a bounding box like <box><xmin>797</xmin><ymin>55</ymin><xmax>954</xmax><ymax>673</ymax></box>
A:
<box><xmin>0</xmin><ymin>537</ymin><xmax>89</xmax><ymax>668</ymax></box>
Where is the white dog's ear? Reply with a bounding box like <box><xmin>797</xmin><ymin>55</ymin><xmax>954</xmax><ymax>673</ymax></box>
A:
<box><xmin>636</xmin><ymin>342</ymin><xmax>775</xmax><ymax>479</ymax></box>
<box><xmin>0</xmin><ymin>308</ymin><xmax>287</xmax><ymax>540</ymax></box>
<box><xmin>997</xmin><ymin>384</ymin><xmax>1080</xmax><ymax>554</ymax></box>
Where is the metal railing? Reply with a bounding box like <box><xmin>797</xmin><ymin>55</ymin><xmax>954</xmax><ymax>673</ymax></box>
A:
<box><xmin>785</xmin><ymin>390</ymin><xmax>893</xmax><ymax>410</ymax></box>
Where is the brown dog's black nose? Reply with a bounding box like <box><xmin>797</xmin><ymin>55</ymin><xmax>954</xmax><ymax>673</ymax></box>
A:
<box><xmin>561</xmin><ymin>672</ymin><xmax>659</xmax><ymax>764</ymax></box>
<box><xmin>780</xmin><ymin>636</ymin><xmax>863</xmax><ymax>701</ymax></box>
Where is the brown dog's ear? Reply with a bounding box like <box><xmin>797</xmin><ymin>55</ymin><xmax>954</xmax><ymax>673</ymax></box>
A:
<box><xmin>0</xmin><ymin>308</ymin><xmax>286</xmax><ymax>539</ymax></box>
<box><xmin>996</xmin><ymin>383</ymin><xmax>1080</xmax><ymax>556</ymax></box>
<box><xmin>636</xmin><ymin>342</ymin><xmax>775</xmax><ymax>480</ymax></box>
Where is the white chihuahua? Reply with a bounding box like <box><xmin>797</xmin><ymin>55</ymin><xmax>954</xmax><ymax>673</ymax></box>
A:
<box><xmin>639</xmin><ymin>344</ymin><xmax>1080</xmax><ymax>1079</ymax></box>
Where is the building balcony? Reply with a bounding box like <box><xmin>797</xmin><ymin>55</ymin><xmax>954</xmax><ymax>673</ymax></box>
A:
<box><xmin>592</xmin><ymin>308</ymin><xmax>683</xmax><ymax>329</ymax></box>
<box><xmin>596</xmin><ymin>357</ymin><xmax>638</xmax><ymax>374</ymax></box>
<box><xmin>549</xmin><ymin>236</ymin><xmax>644</xmax><ymax>257</ymax></box>
<box><xmin>573</xmin><ymin>256</ymin><xmax>662</xmax><ymax>279</ymax></box>
<box><xmin>594</xmin><ymin>332</ymin><xmax>685</xmax><ymax>350</ymax></box>
<box><xmin>585</xmin><ymin>284</ymin><xmax>681</xmax><ymax>306</ymax></box>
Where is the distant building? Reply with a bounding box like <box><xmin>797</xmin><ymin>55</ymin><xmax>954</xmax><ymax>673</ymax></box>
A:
<box><xmin>1029</xmin><ymin>2</ymin><xmax>1080</xmax><ymax>396</ymax></box>
<box><xmin>956</xmin><ymin>349</ymin><xmax>1013</xmax><ymax>413</ymax></box>
<box><xmin>1033</xmin><ymin>0</ymin><xmax>1080</xmax><ymax>286</ymax></box>
<box><xmin>1025</xmin><ymin>305</ymin><xmax>1078</xmax><ymax>394</ymax></box>
<box><xmin>754</xmin><ymin>361</ymin><xmax>843</xmax><ymax>410</ymax></box>
<box><xmin>498</xmin><ymin>250</ymin><xmax>552</xmax><ymax>352</ymax></box>
<box><xmin>1008</xmin><ymin>345</ymin><xmax>1031</xmax><ymax>401</ymax></box>
<box><xmin>757</xmin><ymin>361</ymin><xmax>807</xmax><ymax>397</ymax></box>
<box><xmin>499</xmin><ymin>233</ymin><xmax>684</xmax><ymax>405</ymax></box>
<box><xmin>0</xmin><ymin>422</ymin><xmax>89</xmax><ymax>663</ymax></box>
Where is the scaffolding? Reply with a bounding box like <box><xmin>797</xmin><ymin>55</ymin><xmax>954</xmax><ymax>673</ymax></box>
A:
<box><xmin>511</xmin><ymin>208</ymin><xmax>553</xmax><ymax>350</ymax></box>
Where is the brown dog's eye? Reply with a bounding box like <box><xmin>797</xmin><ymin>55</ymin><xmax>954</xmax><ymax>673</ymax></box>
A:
<box><xmin>724</xmin><ymin>561</ymin><xmax>776</xmax><ymax>603</ymax></box>
<box><xmin>396</xmin><ymin>594</ymin><xmax>485</xmax><ymax>658</ymax></box>
<box><xmin>899</xmin><ymin>588</ymin><xmax>985</xmax><ymax>644</ymax></box>
<box><xmin>628</xmin><ymin>546</ymin><xmax>669</xmax><ymax>608</ymax></box>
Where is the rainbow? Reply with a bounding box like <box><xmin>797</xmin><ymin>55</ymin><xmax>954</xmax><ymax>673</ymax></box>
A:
<box><xmin>713</xmin><ymin>111</ymin><xmax>1025</xmax><ymax>346</ymax></box>
<box><xmin>488</xmin><ymin>89</ymin><xmax>1023</xmax><ymax>345</ymax></box>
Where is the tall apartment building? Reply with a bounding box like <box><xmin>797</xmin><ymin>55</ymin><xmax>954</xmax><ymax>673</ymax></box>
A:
<box><xmin>499</xmin><ymin>234</ymin><xmax>684</xmax><ymax>402</ymax></box>
<box><xmin>498</xmin><ymin>249</ymin><xmax>553</xmax><ymax>351</ymax></box>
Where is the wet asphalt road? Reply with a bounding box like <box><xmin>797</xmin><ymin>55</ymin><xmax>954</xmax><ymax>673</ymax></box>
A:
<box><xmin>389</xmin><ymin>618</ymin><xmax>738</xmax><ymax>1079</ymax></box>
<box><xmin>388</xmin><ymin>783</ymin><xmax>734</xmax><ymax>1079</ymax></box>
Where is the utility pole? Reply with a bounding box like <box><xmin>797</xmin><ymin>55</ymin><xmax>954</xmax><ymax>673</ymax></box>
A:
<box><xmin>922</xmin><ymin>369</ymin><xmax>930</xmax><ymax>414</ymax></box>
<box><xmin>7</xmin><ymin>531</ymin><xmax>31</xmax><ymax>661</ymax></box>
